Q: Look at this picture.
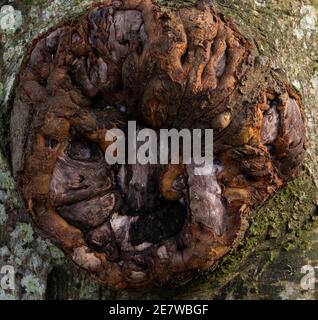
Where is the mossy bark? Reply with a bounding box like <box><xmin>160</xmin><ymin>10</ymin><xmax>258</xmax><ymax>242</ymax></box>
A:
<box><xmin>0</xmin><ymin>0</ymin><xmax>317</xmax><ymax>299</ymax></box>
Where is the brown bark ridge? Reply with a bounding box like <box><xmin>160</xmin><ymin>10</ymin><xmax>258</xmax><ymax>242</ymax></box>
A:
<box><xmin>10</xmin><ymin>0</ymin><xmax>306</xmax><ymax>289</ymax></box>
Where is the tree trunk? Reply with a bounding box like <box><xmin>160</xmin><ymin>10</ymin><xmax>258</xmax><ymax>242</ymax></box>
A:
<box><xmin>0</xmin><ymin>0</ymin><xmax>317</xmax><ymax>300</ymax></box>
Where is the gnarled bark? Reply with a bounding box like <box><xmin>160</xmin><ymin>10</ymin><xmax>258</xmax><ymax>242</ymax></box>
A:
<box><xmin>0</xmin><ymin>0</ymin><xmax>317</xmax><ymax>300</ymax></box>
<box><xmin>10</xmin><ymin>0</ymin><xmax>306</xmax><ymax>290</ymax></box>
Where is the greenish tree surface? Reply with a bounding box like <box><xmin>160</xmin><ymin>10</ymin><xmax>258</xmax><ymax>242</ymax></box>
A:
<box><xmin>0</xmin><ymin>0</ymin><xmax>317</xmax><ymax>299</ymax></box>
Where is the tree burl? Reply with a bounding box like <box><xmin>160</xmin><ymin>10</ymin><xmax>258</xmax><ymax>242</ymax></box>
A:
<box><xmin>10</xmin><ymin>0</ymin><xmax>307</xmax><ymax>289</ymax></box>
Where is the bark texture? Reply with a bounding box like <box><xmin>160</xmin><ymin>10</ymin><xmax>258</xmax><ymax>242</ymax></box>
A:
<box><xmin>0</xmin><ymin>0</ymin><xmax>317</xmax><ymax>299</ymax></box>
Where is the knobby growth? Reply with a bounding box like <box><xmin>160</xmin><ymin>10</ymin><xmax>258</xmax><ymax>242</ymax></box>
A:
<box><xmin>10</xmin><ymin>0</ymin><xmax>306</xmax><ymax>289</ymax></box>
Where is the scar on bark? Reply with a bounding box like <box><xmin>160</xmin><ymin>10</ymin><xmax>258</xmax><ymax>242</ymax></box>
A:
<box><xmin>10</xmin><ymin>0</ymin><xmax>306</xmax><ymax>289</ymax></box>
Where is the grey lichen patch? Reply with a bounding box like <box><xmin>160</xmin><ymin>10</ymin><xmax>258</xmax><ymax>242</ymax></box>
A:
<box><xmin>0</xmin><ymin>156</ymin><xmax>20</xmax><ymax>210</ymax></box>
<box><xmin>300</xmin><ymin>5</ymin><xmax>317</xmax><ymax>34</ymax></box>
<box><xmin>310</xmin><ymin>72</ymin><xmax>318</xmax><ymax>94</ymax></box>
<box><xmin>9</xmin><ymin>223</ymin><xmax>34</xmax><ymax>266</ymax></box>
<box><xmin>0</xmin><ymin>5</ymin><xmax>22</xmax><ymax>33</ymax></box>
<box><xmin>0</xmin><ymin>203</ymin><xmax>7</xmax><ymax>225</ymax></box>
<box><xmin>0</xmin><ymin>225</ymin><xmax>70</xmax><ymax>299</ymax></box>
<box><xmin>0</xmin><ymin>195</ymin><xmax>68</xmax><ymax>299</ymax></box>
<box><xmin>21</xmin><ymin>274</ymin><xmax>45</xmax><ymax>297</ymax></box>
<box><xmin>34</xmin><ymin>238</ymin><xmax>64</xmax><ymax>262</ymax></box>
<box><xmin>0</xmin><ymin>171</ymin><xmax>15</xmax><ymax>191</ymax></box>
<box><xmin>0</xmin><ymin>154</ymin><xmax>17</xmax><ymax>189</ymax></box>
<box><xmin>0</xmin><ymin>246</ymin><xmax>10</xmax><ymax>258</ymax></box>
<box><xmin>0</xmin><ymin>288</ymin><xmax>16</xmax><ymax>300</ymax></box>
<box><xmin>10</xmin><ymin>223</ymin><xmax>34</xmax><ymax>246</ymax></box>
<box><xmin>28</xmin><ymin>0</ymin><xmax>93</xmax><ymax>29</ymax></box>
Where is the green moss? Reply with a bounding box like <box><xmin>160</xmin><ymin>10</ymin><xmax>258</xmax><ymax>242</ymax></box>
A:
<box><xmin>48</xmin><ymin>245</ymin><xmax>65</xmax><ymax>260</ymax></box>
<box><xmin>155</xmin><ymin>0</ymin><xmax>198</xmax><ymax>9</ymax></box>
<box><xmin>150</xmin><ymin>171</ymin><xmax>317</xmax><ymax>299</ymax></box>
<box><xmin>219</xmin><ymin>171</ymin><xmax>317</xmax><ymax>275</ymax></box>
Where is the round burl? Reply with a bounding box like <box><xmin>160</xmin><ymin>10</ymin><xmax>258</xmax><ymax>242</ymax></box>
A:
<box><xmin>10</xmin><ymin>0</ymin><xmax>307</xmax><ymax>289</ymax></box>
